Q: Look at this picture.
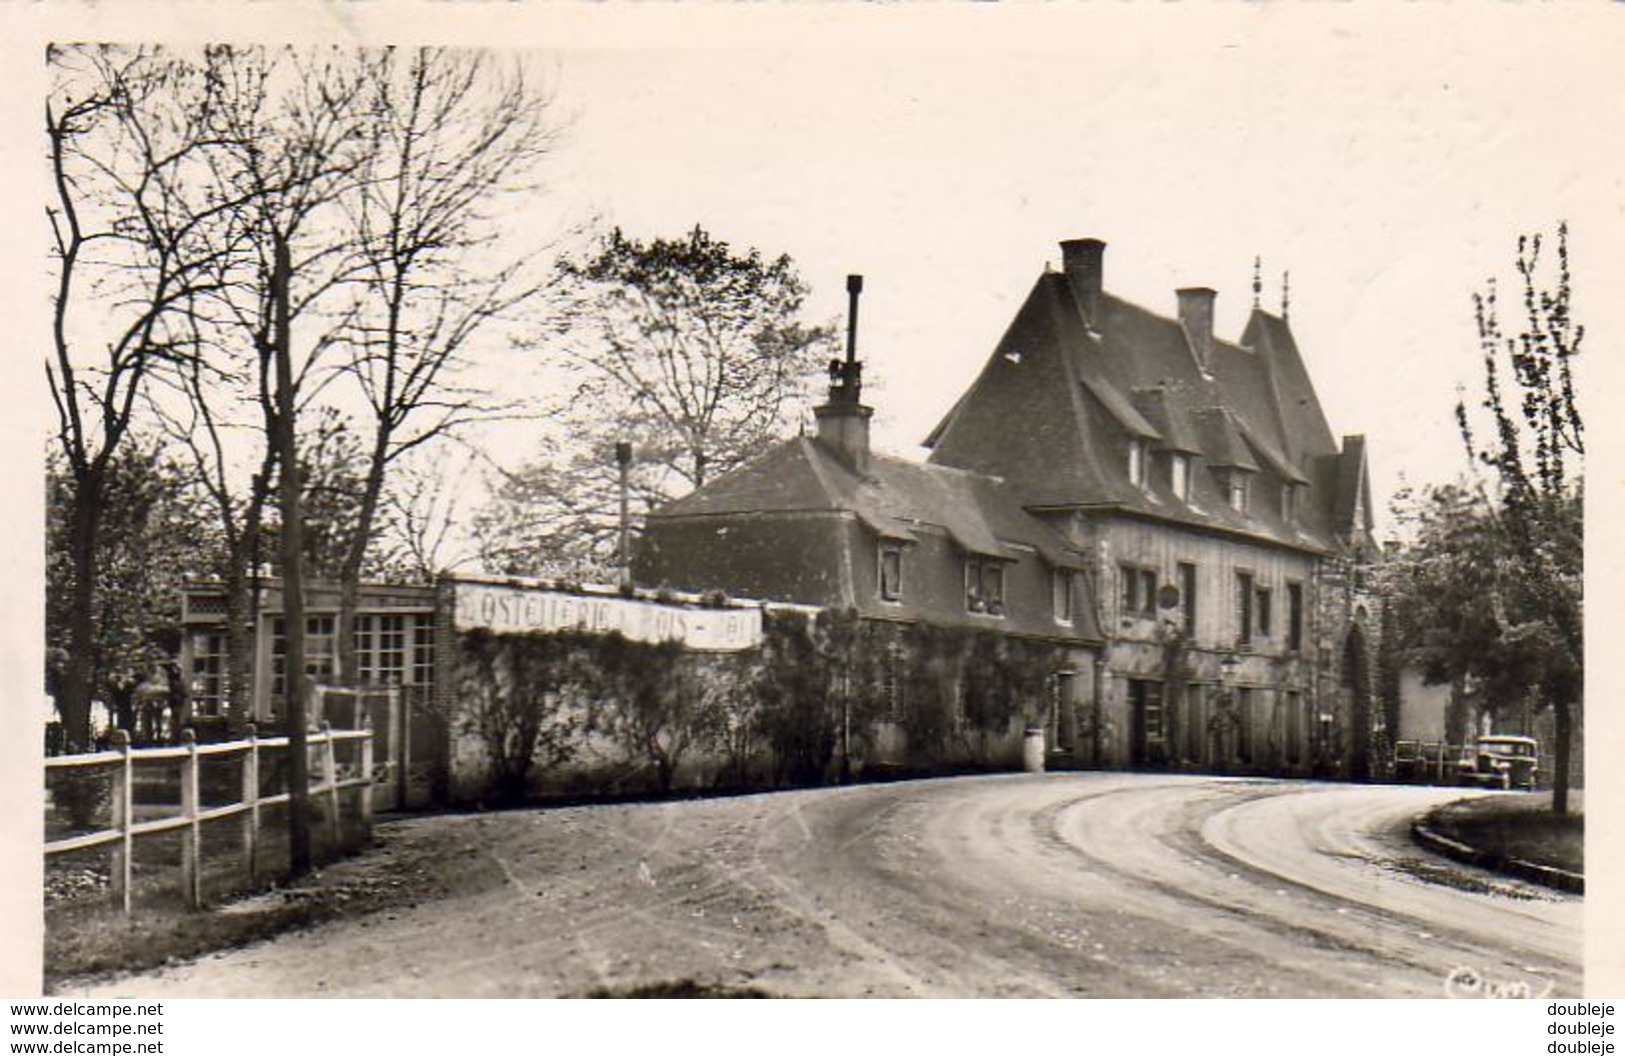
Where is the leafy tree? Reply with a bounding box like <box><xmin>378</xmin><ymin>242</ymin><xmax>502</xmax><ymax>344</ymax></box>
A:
<box><xmin>1392</xmin><ymin>224</ymin><xmax>1586</xmax><ymax>814</ymax></box>
<box><xmin>477</xmin><ymin>226</ymin><xmax>834</xmax><ymax>577</ymax></box>
<box><xmin>1456</xmin><ymin>225</ymin><xmax>1583</xmax><ymax>814</ymax></box>
<box><xmin>46</xmin><ymin>445</ymin><xmax>201</xmax><ymax>737</ymax></box>
<box><xmin>285</xmin><ymin>409</ymin><xmax>368</xmax><ymax>581</ymax></box>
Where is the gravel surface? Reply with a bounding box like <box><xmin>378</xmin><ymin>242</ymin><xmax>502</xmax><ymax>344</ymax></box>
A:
<box><xmin>55</xmin><ymin>773</ymin><xmax>1582</xmax><ymax>998</ymax></box>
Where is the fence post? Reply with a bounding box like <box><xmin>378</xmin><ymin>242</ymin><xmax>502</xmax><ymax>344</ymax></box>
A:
<box><xmin>321</xmin><ymin>720</ymin><xmax>340</xmax><ymax>854</ymax></box>
<box><xmin>180</xmin><ymin>728</ymin><xmax>202</xmax><ymax>908</ymax></box>
<box><xmin>110</xmin><ymin>729</ymin><xmax>133</xmax><ymax>915</ymax></box>
<box><xmin>360</xmin><ymin>720</ymin><xmax>375</xmax><ymax>834</ymax></box>
<box><xmin>242</xmin><ymin>723</ymin><xmax>259</xmax><ymax>886</ymax></box>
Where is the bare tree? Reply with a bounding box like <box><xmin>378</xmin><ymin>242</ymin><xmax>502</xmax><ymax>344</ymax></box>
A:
<box><xmin>47</xmin><ymin>46</ymin><xmax>251</xmax><ymax>751</ymax></box>
<box><xmin>328</xmin><ymin>47</ymin><xmax>559</xmax><ymax>680</ymax></box>
<box><xmin>145</xmin><ymin>315</ymin><xmax>278</xmax><ymax>728</ymax></box>
<box><xmin>188</xmin><ymin>44</ymin><xmax>374</xmax><ymax>874</ymax></box>
<box><xmin>373</xmin><ymin>447</ymin><xmax>481</xmax><ymax>583</ymax></box>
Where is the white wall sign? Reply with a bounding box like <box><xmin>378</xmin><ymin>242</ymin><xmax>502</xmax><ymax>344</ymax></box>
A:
<box><xmin>451</xmin><ymin>581</ymin><xmax>763</xmax><ymax>652</ymax></box>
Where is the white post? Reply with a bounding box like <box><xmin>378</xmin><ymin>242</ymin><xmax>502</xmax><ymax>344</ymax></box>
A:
<box><xmin>242</xmin><ymin>724</ymin><xmax>260</xmax><ymax>885</ymax></box>
<box><xmin>180</xmin><ymin>728</ymin><xmax>202</xmax><ymax>908</ymax></box>
<box><xmin>360</xmin><ymin>721</ymin><xmax>375</xmax><ymax>833</ymax></box>
<box><xmin>321</xmin><ymin>720</ymin><xmax>340</xmax><ymax>853</ymax></box>
<box><xmin>110</xmin><ymin>730</ymin><xmax>133</xmax><ymax>915</ymax></box>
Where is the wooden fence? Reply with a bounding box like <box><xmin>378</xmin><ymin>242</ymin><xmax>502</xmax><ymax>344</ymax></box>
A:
<box><xmin>44</xmin><ymin>722</ymin><xmax>374</xmax><ymax>913</ymax></box>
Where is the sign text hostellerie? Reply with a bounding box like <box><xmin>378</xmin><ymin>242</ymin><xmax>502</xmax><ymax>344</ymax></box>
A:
<box><xmin>452</xmin><ymin>582</ymin><xmax>763</xmax><ymax>652</ymax></box>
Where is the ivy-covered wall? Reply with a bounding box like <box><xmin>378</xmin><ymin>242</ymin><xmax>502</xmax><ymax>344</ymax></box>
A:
<box><xmin>436</xmin><ymin>606</ymin><xmax>1090</xmax><ymax>805</ymax></box>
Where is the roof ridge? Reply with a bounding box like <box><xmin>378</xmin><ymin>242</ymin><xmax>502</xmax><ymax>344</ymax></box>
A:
<box><xmin>796</xmin><ymin>435</ymin><xmax>851</xmax><ymax>506</ymax></box>
<box><xmin>1104</xmin><ymin>291</ymin><xmax>1256</xmax><ymax>357</ymax></box>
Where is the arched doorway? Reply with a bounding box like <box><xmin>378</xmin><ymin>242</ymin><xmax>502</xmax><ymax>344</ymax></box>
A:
<box><xmin>1343</xmin><ymin>625</ymin><xmax>1372</xmax><ymax>781</ymax></box>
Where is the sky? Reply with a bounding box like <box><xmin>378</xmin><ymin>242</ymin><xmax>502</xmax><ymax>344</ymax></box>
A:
<box><xmin>16</xmin><ymin>9</ymin><xmax>1623</xmax><ymax>539</ymax></box>
<box><xmin>482</xmin><ymin>13</ymin><xmax>1622</xmax><ymax>541</ymax></box>
<box><xmin>4</xmin><ymin>2</ymin><xmax>1625</xmax><ymax>998</ymax></box>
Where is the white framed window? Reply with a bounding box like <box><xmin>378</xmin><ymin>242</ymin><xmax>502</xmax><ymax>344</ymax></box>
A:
<box><xmin>966</xmin><ymin>559</ymin><xmax>1006</xmax><ymax>616</ymax></box>
<box><xmin>413</xmin><ymin>619</ymin><xmax>435</xmax><ymax>687</ymax></box>
<box><xmin>1171</xmin><ymin>453</ymin><xmax>1191</xmax><ymax>500</ymax></box>
<box><xmin>272</xmin><ymin>614</ymin><xmax>337</xmax><ymax>696</ymax></box>
<box><xmin>1052</xmin><ymin>569</ymin><xmax>1074</xmax><ymax>624</ymax></box>
<box><xmin>879</xmin><ymin>544</ymin><xmax>904</xmax><ymax>602</ymax></box>
<box><xmin>1127</xmin><ymin>438</ymin><xmax>1147</xmax><ymax>487</ymax></box>
<box><xmin>1227</xmin><ymin>471</ymin><xmax>1250</xmax><ymax>513</ymax></box>
<box><xmin>1235</xmin><ymin>571</ymin><xmax>1254</xmax><ymax>648</ymax></box>
<box><xmin>1119</xmin><ymin>564</ymin><xmax>1157</xmax><ymax>621</ymax></box>
<box><xmin>189</xmin><ymin>631</ymin><xmax>227</xmax><ymax>714</ymax></box>
<box><xmin>377</xmin><ymin>614</ymin><xmax>407</xmax><ymax>684</ymax></box>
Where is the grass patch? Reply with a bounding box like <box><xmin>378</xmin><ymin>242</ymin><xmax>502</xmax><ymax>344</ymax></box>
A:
<box><xmin>1426</xmin><ymin>792</ymin><xmax>1583</xmax><ymax>875</ymax></box>
<box><xmin>43</xmin><ymin>819</ymin><xmax>489</xmax><ymax>992</ymax></box>
<box><xmin>46</xmin><ymin>888</ymin><xmax>364</xmax><ymax>986</ymax></box>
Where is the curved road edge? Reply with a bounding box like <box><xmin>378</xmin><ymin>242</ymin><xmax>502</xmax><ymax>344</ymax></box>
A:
<box><xmin>1411</xmin><ymin>807</ymin><xmax>1585</xmax><ymax>895</ymax></box>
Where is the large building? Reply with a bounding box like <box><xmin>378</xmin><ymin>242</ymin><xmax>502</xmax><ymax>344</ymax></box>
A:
<box><xmin>638</xmin><ymin>239</ymin><xmax>1384</xmax><ymax>776</ymax></box>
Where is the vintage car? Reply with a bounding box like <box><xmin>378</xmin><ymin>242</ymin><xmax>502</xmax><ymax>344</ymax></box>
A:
<box><xmin>1457</xmin><ymin>735</ymin><xmax>1539</xmax><ymax>791</ymax></box>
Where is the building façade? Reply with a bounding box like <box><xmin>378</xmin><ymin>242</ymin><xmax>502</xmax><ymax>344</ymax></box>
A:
<box><xmin>637</xmin><ymin>239</ymin><xmax>1386</xmax><ymax>778</ymax></box>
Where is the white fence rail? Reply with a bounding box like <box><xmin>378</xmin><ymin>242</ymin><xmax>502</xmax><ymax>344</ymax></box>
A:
<box><xmin>44</xmin><ymin>722</ymin><xmax>374</xmax><ymax>913</ymax></box>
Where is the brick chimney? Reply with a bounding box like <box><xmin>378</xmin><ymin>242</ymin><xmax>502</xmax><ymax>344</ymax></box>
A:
<box><xmin>1060</xmin><ymin>238</ymin><xmax>1105</xmax><ymax>317</ymax></box>
<box><xmin>1177</xmin><ymin>286</ymin><xmax>1216</xmax><ymax>372</ymax></box>
<box><xmin>814</xmin><ymin>274</ymin><xmax>873</xmax><ymax>473</ymax></box>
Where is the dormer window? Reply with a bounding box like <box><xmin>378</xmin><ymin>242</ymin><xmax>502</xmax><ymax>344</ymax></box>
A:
<box><xmin>1280</xmin><ymin>483</ymin><xmax>1297</xmax><ymax>523</ymax></box>
<box><xmin>1127</xmin><ymin>438</ymin><xmax>1147</xmax><ymax>488</ymax></box>
<box><xmin>966</xmin><ymin>559</ymin><xmax>1005</xmax><ymax>616</ymax></box>
<box><xmin>1170</xmin><ymin>453</ymin><xmax>1192</xmax><ymax>501</ymax></box>
<box><xmin>1226</xmin><ymin>471</ymin><xmax>1250</xmax><ymax>513</ymax></box>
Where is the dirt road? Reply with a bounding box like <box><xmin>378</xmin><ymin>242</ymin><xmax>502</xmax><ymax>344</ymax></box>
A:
<box><xmin>66</xmin><ymin>773</ymin><xmax>1581</xmax><ymax>998</ymax></box>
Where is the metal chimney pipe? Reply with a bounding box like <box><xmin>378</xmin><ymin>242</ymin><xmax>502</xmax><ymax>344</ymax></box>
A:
<box><xmin>845</xmin><ymin>274</ymin><xmax>863</xmax><ymax>368</ymax></box>
<box><xmin>615</xmin><ymin>441</ymin><xmax>633</xmax><ymax>587</ymax></box>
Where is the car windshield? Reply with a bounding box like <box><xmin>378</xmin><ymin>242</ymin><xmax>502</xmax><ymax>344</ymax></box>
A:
<box><xmin>1480</xmin><ymin>740</ymin><xmax>1534</xmax><ymax>757</ymax></box>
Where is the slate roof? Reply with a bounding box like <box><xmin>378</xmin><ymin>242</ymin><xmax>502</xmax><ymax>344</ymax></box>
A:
<box><xmin>926</xmin><ymin>258</ymin><xmax>1372</xmax><ymax>554</ymax></box>
<box><xmin>654</xmin><ymin>436</ymin><xmax>1089</xmax><ymax>573</ymax></box>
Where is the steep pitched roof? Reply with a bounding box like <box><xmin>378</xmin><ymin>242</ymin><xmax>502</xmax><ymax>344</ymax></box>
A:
<box><xmin>923</xmin><ymin>276</ymin><xmax>1116</xmax><ymax>507</ymax></box>
<box><xmin>1333</xmin><ymin>434</ymin><xmax>1375</xmax><ymax>540</ymax></box>
<box><xmin>1240</xmin><ymin>309</ymin><xmax>1341</xmax><ymax>468</ymax></box>
<box><xmin>926</xmin><ymin>259</ymin><xmax>1358</xmax><ymax>554</ymax></box>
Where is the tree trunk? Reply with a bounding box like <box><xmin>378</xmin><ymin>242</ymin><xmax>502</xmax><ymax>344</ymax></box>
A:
<box><xmin>273</xmin><ymin>237</ymin><xmax>313</xmax><ymax>877</ymax></box>
<box><xmin>222</xmin><ymin>560</ymin><xmax>253</xmax><ymax>730</ymax></box>
<box><xmin>61</xmin><ymin>470</ymin><xmax>104</xmax><ymax>754</ymax></box>
<box><xmin>336</xmin><ymin>433</ymin><xmax>389</xmax><ymax>691</ymax></box>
